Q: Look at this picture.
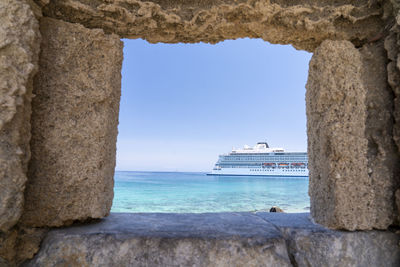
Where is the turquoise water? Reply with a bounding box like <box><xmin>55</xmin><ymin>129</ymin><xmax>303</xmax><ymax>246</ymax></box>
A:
<box><xmin>112</xmin><ymin>171</ymin><xmax>310</xmax><ymax>213</ymax></box>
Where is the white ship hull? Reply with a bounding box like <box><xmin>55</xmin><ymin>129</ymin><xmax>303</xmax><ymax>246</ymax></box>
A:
<box><xmin>209</xmin><ymin>142</ymin><xmax>308</xmax><ymax>177</ymax></box>
<box><xmin>208</xmin><ymin>167</ymin><xmax>308</xmax><ymax>177</ymax></box>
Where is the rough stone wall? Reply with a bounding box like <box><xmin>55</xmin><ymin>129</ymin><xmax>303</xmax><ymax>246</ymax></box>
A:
<box><xmin>384</xmin><ymin>0</ymin><xmax>400</xmax><ymax>224</ymax></box>
<box><xmin>20</xmin><ymin>17</ymin><xmax>123</xmax><ymax>228</ymax></box>
<box><xmin>34</xmin><ymin>0</ymin><xmax>383</xmax><ymax>51</ymax></box>
<box><xmin>307</xmin><ymin>38</ymin><xmax>399</xmax><ymax>230</ymax></box>
<box><xmin>361</xmin><ymin>41</ymin><xmax>399</xmax><ymax>228</ymax></box>
<box><xmin>1</xmin><ymin>0</ymin><xmax>399</xmax><ymax>264</ymax></box>
<box><xmin>23</xmin><ymin>0</ymin><xmax>397</xmax><ymax>234</ymax></box>
<box><xmin>23</xmin><ymin>0</ymin><xmax>400</xmax><ymax>232</ymax></box>
<box><xmin>0</xmin><ymin>0</ymin><xmax>40</xmax><ymax>234</ymax></box>
<box><xmin>0</xmin><ymin>1</ymin><xmax>41</xmax><ymax>265</ymax></box>
<box><xmin>0</xmin><ymin>226</ymin><xmax>46</xmax><ymax>266</ymax></box>
<box><xmin>306</xmin><ymin>40</ymin><xmax>371</xmax><ymax>230</ymax></box>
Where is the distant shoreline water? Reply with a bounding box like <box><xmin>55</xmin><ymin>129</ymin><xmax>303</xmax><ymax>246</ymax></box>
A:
<box><xmin>112</xmin><ymin>171</ymin><xmax>310</xmax><ymax>213</ymax></box>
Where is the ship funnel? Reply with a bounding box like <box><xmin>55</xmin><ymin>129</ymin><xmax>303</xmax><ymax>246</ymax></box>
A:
<box><xmin>257</xmin><ymin>142</ymin><xmax>269</xmax><ymax>148</ymax></box>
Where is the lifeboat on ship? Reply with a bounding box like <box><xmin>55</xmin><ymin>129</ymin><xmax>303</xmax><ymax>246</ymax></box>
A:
<box><xmin>291</xmin><ymin>163</ymin><xmax>306</xmax><ymax>168</ymax></box>
<box><xmin>262</xmin><ymin>163</ymin><xmax>276</xmax><ymax>168</ymax></box>
<box><xmin>278</xmin><ymin>163</ymin><xmax>289</xmax><ymax>168</ymax></box>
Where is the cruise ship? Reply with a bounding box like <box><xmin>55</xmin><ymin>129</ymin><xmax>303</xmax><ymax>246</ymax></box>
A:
<box><xmin>208</xmin><ymin>142</ymin><xmax>308</xmax><ymax>177</ymax></box>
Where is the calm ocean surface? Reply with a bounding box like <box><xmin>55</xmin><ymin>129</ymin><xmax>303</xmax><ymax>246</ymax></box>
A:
<box><xmin>112</xmin><ymin>171</ymin><xmax>310</xmax><ymax>213</ymax></box>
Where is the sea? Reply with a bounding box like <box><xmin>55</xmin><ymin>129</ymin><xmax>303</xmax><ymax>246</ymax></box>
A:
<box><xmin>111</xmin><ymin>171</ymin><xmax>310</xmax><ymax>213</ymax></box>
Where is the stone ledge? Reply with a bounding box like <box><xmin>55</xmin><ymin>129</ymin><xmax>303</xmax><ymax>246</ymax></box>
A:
<box><xmin>25</xmin><ymin>213</ymin><xmax>400</xmax><ymax>266</ymax></box>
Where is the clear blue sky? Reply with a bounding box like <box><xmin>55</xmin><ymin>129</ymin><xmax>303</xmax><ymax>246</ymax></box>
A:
<box><xmin>116</xmin><ymin>38</ymin><xmax>311</xmax><ymax>172</ymax></box>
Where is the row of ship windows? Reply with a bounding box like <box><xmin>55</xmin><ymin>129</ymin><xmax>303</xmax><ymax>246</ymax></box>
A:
<box><xmin>222</xmin><ymin>166</ymin><xmax>307</xmax><ymax>168</ymax></box>
<box><xmin>230</xmin><ymin>153</ymin><xmax>305</xmax><ymax>156</ymax></box>
<box><xmin>222</xmin><ymin>157</ymin><xmax>307</xmax><ymax>161</ymax></box>
<box><xmin>220</xmin><ymin>162</ymin><xmax>308</xmax><ymax>165</ymax></box>
<box><xmin>249</xmin><ymin>169</ymin><xmax>307</xmax><ymax>172</ymax></box>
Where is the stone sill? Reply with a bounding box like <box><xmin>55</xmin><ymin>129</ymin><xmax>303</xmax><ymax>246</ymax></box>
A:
<box><xmin>26</xmin><ymin>213</ymin><xmax>400</xmax><ymax>266</ymax></box>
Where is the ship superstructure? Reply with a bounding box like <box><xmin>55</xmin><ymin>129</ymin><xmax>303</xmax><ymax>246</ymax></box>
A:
<box><xmin>209</xmin><ymin>142</ymin><xmax>308</xmax><ymax>177</ymax></box>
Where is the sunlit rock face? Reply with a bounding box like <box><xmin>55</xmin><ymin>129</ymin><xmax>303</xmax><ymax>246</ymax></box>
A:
<box><xmin>306</xmin><ymin>40</ymin><xmax>370</xmax><ymax>230</ymax></box>
<box><xmin>35</xmin><ymin>0</ymin><xmax>383</xmax><ymax>51</ymax></box>
<box><xmin>307</xmin><ymin>39</ymin><xmax>399</xmax><ymax>230</ymax></box>
<box><xmin>21</xmin><ymin>17</ymin><xmax>123</xmax><ymax>228</ymax></box>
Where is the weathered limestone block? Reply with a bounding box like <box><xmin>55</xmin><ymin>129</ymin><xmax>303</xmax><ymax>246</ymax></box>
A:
<box><xmin>361</xmin><ymin>41</ymin><xmax>399</xmax><ymax>228</ymax></box>
<box><xmin>14</xmin><ymin>226</ymin><xmax>47</xmax><ymax>266</ymax></box>
<box><xmin>0</xmin><ymin>226</ymin><xmax>46</xmax><ymax>266</ymax></box>
<box><xmin>308</xmin><ymin>39</ymin><xmax>399</xmax><ymax>230</ymax></box>
<box><xmin>21</xmin><ymin>18</ymin><xmax>123</xmax><ymax>227</ymax></box>
<box><xmin>0</xmin><ymin>229</ymin><xmax>17</xmax><ymax>265</ymax></box>
<box><xmin>26</xmin><ymin>213</ymin><xmax>400</xmax><ymax>266</ymax></box>
<box><xmin>0</xmin><ymin>0</ymin><xmax>40</xmax><ymax>233</ymax></box>
<box><xmin>306</xmin><ymin>40</ymin><xmax>371</xmax><ymax>230</ymax></box>
<box><xmin>37</xmin><ymin>0</ymin><xmax>383</xmax><ymax>51</ymax></box>
<box><xmin>384</xmin><ymin>1</ymin><xmax>400</xmax><ymax>224</ymax></box>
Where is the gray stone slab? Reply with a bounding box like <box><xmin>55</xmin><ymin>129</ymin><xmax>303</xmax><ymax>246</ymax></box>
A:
<box><xmin>255</xmin><ymin>212</ymin><xmax>323</xmax><ymax>230</ymax></box>
<box><xmin>25</xmin><ymin>213</ymin><xmax>291</xmax><ymax>267</ymax></box>
<box><xmin>255</xmin><ymin>212</ymin><xmax>400</xmax><ymax>267</ymax></box>
<box><xmin>26</xmin><ymin>213</ymin><xmax>400</xmax><ymax>267</ymax></box>
<box><xmin>48</xmin><ymin>212</ymin><xmax>282</xmax><ymax>239</ymax></box>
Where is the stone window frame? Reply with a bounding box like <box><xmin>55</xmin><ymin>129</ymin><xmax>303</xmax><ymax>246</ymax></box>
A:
<box><xmin>2</xmin><ymin>0</ymin><xmax>400</xmax><ymax>264</ymax></box>
<box><xmin>27</xmin><ymin>0</ymin><xmax>399</xmax><ymax>230</ymax></box>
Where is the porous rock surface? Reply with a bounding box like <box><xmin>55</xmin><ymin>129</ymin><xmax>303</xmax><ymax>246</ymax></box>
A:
<box><xmin>385</xmin><ymin>0</ymin><xmax>400</xmax><ymax>224</ymax></box>
<box><xmin>21</xmin><ymin>17</ymin><xmax>123</xmax><ymax>227</ymax></box>
<box><xmin>307</xmin><ymin>38</ymin><xmax>400</xmax><ymax>230</ymax></box>
<box><xmin>25</xmin><ymin>213</ymin><xmax>400</xmax><ymax>267</ymax></box>
<box><xmin>306</xmin><ymin>40</ymin><xmax>371</xmax><ymax>230</ymax></box>
<box><xmin>0</xmin><ymin>0</ymin><xmax>398</xmax><ymax>265</ymax></box>
<box><xmin>361</xmin><ymin>41</ymin><xmax>399</xmax><ymax>229</ymax></box>
<box><xmin>0</xmin><ymin>226</ymin><xmax>46</xmax><ymax>266</ymax></box>
<box><xmin>35</xmin><ymin>0</ymin><xmax>383</xmax><ymax>51</ymax></box>
<box><xmin>0</xmin><ymin>0</ymin><xmax>40</xmax><ymax>233</ymax></box>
